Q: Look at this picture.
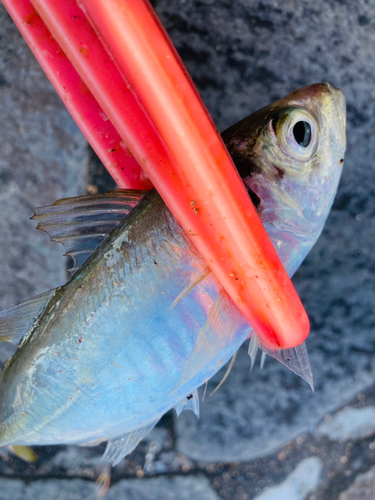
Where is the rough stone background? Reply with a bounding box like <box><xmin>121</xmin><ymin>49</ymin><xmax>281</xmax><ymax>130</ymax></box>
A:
<box><xmin>0</xmin><ymin>0</ymin><xmax>375</xmax><ymax>499</ymax></box>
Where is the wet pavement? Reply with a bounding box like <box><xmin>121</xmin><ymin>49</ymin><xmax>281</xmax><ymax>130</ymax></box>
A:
<box><xmin>1</xmin><ymin>1</ymin><xmax>375</xmax><ymax>498</ymax></box>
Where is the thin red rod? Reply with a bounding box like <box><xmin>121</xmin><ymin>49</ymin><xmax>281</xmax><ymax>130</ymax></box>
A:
<box><xmin>4</xmin><ymin>0</ymin><xmax>310</xmax><ymax>348</ymax></box>
<box><xmin>2</xmin><ymin>0</ymin><xmax>150</xmax><ymax>189</ymax></box>
<box><xmin>79</xmin><ymin>0</ymin><xmax>310</xmax><ymax>349</ymax></box>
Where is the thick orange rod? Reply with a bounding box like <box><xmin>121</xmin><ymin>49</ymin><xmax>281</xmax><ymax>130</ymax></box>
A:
<box><xmin>78</xmin><ymin>0</ymin><xmax>310</xmax><ymax>349</ymax></box>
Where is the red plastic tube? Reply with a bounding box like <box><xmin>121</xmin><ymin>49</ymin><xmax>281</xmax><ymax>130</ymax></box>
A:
<box><xmin>4</xmin><ymin>0</ymin><xmax>310</xmax><ymax>349</ymax></box>
<box><xmin>2</xmin><ymin>0</ymin><xmax>150</xmax><ymax>189</ymax></box>
<box><xmin>80</xmin><ymin>0</ymin><xmax>310</xmax><ymax>349</ymax></box>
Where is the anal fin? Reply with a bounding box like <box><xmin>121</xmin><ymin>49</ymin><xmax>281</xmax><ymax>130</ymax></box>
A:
<box><xmin>0</xmin><ymin>289</ymin><xmax>56</xmax><ymax>344</ymax></box>
<box><xmin>174</xmin><ymin>388</ymin><xmax>200</xmax><ymax>418</ymax></box>
<box><xmin>102</xmin><ymin>420</ymin><xmax>159</xmax><ymax>466</ymax></box>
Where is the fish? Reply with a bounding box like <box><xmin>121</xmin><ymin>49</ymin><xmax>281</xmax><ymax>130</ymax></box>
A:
<box><xmin>0</xmin><ymin>83</ymin><xmax>346</xmax><ymax>465</ymax></box>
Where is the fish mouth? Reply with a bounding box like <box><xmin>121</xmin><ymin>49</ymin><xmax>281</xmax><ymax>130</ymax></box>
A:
<box><xmin>323</xmin><ymin>82</ymin><xmax>346</xmax><ymax>124</ymax></box>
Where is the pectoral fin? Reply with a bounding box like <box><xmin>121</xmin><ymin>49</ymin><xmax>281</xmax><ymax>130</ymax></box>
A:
<box><xmin>175</xmin><ymin>289</ymin><xmax>245</xmax><ymax>389</ymax></box>
<box><xmin>32</xmin><ymin>190</ymin><xmax>145</xmax><ymax>273</ymax></box>
<box><xmin>0</xmin><ymin>289</ymin><xmax>56</xmax><ymax>344</ymax></box>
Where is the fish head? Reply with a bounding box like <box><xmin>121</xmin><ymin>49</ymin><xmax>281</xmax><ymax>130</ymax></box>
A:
<box><xmin>223</xmin><ymin>83</ymin><xmax>346</xmax><ymax>276</ymax></box>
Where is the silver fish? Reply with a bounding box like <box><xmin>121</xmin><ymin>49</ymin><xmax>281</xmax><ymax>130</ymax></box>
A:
<box><xmin>0</xmin><ymin>83</ymin><xmax>345</xmax><ymax>464</ymax></box>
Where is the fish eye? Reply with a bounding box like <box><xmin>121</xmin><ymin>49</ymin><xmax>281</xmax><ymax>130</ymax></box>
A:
<box><xmin>293</xmin><ymin>121</ymin><xmax>311</xmax><ymax>147</ymax></box>
<box><xmin>271</xmin><ymin>107</ymin><xmax>318</xmax><ymax>161</ymax></box>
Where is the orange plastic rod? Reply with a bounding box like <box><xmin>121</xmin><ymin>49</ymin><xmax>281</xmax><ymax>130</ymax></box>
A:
<box><xmin>2</xmin><ymin>0</ymin><xmax>150</xmax><ymax>189</ymax></box>
<box><xmin>78</xmin><ymin>0</ymin><xmax>309</xmax><ymax>349</ymax></box>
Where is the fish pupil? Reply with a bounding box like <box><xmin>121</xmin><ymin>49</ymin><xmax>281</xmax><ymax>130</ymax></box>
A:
<box><xmin>293</xmin><ymin>121</ymin><xmax>311</xmax><ymax>147</ymax></box>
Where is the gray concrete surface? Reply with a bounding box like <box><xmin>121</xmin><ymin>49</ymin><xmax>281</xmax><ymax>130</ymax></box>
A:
<box><xmin>0</xmin><ymin>5</ymin><xmax>87</xmax><ymax>302</ymax></box>
<box><xmin>108</xmin><ymin>476</ymin><xmax>221</xmax><ymax>500</ymax></box>
<box><xmin>253</xmin><ymin>457</ymin><xmax>323</xmax><ymax>500</ymax></box>
<box><xmin>0</xmin><ymin>478</ymin><xmax>95</xmax><ymax>500</ymax></box>
<box><xmin>0</xmin><ymin>6</ymin><xmax>88</xmax><ymax>364</ymax></box>
<box><xmin>338</xmin><ymin>465</ymin><xmax>375</xmax><ymax>500</ymax></box>
<box><xmin>0</xmin><ymin>476</ymin><xmax>220</xmax><ymax>500</ymax></box>
<box><xmin>318</xmin><ymin>406</ymin><xmax>375</xmax><ymax>441</ymax></box>
<box><xmin>1</xmin><ymin>0</ymin><xmax>375</xmax><ymax>499</ymax></box>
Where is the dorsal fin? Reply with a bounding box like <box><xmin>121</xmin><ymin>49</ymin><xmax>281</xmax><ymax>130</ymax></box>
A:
<box><xmin>32</xmin><ymin>190</ymin><xmax>146</xmax><ymax>273</ymax></box>
<box><xmin>102</xmin><ymin>419</ymin><xmax>158</xmax><ymax>466</ymax></box>
<box><xmin>250</xmin><ymin>333</ymin><xmax>314</xmax><ymax>391</ymax></box>
<box><xmin>260</xmin><ymin>341</ymin><xmax>314</xmax><ymax>391</ymax></box>
<box><xmin>0</xmin><ymin>289</ymin><xmax>56</xmax><ymax>344</ymax></box>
